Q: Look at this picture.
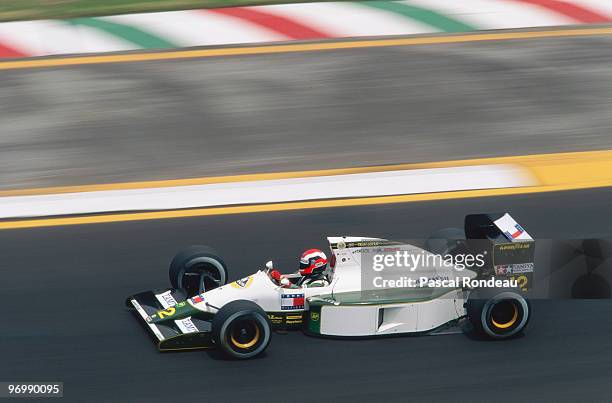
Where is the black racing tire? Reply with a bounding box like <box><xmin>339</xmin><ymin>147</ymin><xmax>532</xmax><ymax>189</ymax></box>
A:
<box><xmin>425</xmin><ymin>227</ymin><xmax>466</xmax><ymax>255</ymax></box>
<box><xmin>169</xmin><ymin>246</ymin><xmax>228</xmax><ymax>297</ymax></box>
<box><xmin>467</xmin><ymin>288</ymin><xmax>531</xmax><ymax>339</ymax></box>
<box><xmin>212</xmin><ymin>300</ymin><xmax>272</xmax><ymax>359</ymax></box>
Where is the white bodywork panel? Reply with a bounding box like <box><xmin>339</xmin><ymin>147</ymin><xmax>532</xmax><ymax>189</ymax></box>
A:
<box><xmin>188</xmin><ymin>236</ymin><xmax>474</xmax><ymax>337</ymax></box>
<box><xmin>321</xmin><ymin>305</ymin><xmax>379</xmax><ymax>336</ymax></box>
<box><xmin>318</xmin><ymin>289</ymin><xmax>466</xmax><ymax>337</ymax></box>
<box><xmin>327</xmin><ymin>236</ymin><xmax>478</xmax><ymax>295</ymax></box>
<box><xmin>191</xmin><ymin>270</ymin><xmax>336</xmax><ymax>313</ymax></box>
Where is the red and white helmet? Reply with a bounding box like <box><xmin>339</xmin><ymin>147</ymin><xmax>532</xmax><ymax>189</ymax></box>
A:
<box><xmin>299</xmin><ymin>249</ymin><xmax>328</xmax><ymax>276</ymax></box>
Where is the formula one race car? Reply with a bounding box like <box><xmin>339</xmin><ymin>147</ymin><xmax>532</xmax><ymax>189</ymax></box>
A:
<box><xmin>126</xmin><ymin>213</ymin><xmax>534</xmax><ymax>359</ymax></box>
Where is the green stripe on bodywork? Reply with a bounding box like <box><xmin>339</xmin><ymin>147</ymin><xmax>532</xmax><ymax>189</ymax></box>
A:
<box><xmin>69</xmin><ymin>18</ymin><xmax>177</xmax><ymax>49</ymax></box>
<box><xmin>358</xmin><ymin>1</ymin><xmax>476</xmax><ymax>33</ymax></box>
<box><xmin>307</xmin><ymin>306</ymin><xmax>322</xmax><ymax>335</ymax></box>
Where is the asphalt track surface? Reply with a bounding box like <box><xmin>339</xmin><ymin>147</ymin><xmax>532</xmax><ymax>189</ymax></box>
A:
<box><xmin>3</xmin><ymin>33</ymin><xmax>612</xmax><ymax>189</ymax></box>
<box><xmin>1</xmin><ymin>188</ymin><xmax>612</xmax><ymax>402</ymax></box>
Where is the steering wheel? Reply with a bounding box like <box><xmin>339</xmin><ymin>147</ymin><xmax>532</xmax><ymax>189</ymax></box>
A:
<box><xmin>264</xmin><ymin>260</ymin><xmax>280</xmax><ymax>284</ymax></box>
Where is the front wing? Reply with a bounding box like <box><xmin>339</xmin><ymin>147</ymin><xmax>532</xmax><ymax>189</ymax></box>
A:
<box><xmin>126</xmin><ymin>289</ymin><xmax>214</xmax><ymax>351</ymax></box>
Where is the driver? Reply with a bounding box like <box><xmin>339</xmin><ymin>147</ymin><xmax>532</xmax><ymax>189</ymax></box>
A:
<box><xmin>270</xmin><ymin>249</ymin><xmax>330</xmax><ymax>288</ymax></box>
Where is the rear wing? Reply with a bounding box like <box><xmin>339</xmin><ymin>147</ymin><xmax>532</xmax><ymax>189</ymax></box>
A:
<box><xmin>464</xmin><ymin>213</ymin><xmax>535</xmax><ymax>291</ymax></box>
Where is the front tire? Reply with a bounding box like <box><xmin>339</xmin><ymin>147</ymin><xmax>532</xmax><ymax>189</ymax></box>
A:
<box><xmin>169</xmin><ymin>246</ymin><xmax>228</xmax><ymax>297</ymax></box>
<box><xmin>212</xmin><ymin>300</ymin><xmax>271</xmax><ymax>359</ymax></box>
<box><xmin>467</xmin><ymin>288</ymin><xmax>530</xmax><ymax>339</ymax></box>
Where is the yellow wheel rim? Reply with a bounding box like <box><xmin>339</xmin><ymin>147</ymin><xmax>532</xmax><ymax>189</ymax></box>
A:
<box><xmin>491</xmin><ymin>303</ymin><xmax>519</xmax><ymax>329</ymax></box>
<box><xmin>230</xmin><ymin>322</ymin><xmax>261</xmax><ymax>349</ymax></box>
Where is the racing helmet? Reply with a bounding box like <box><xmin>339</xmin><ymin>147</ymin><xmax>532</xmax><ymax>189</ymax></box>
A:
<box><xmin>299</xmin><ymin>249</ymin><xmax>328</xmax><ymax>276</ymax></box>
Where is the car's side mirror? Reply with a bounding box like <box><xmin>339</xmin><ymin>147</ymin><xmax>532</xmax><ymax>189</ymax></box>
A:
<box><xmin>265</xmin><ymin>260</ymin><xmax>274</xmax><ymax>271</ymax></box>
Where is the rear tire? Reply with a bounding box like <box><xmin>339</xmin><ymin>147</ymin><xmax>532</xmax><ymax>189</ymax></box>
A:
<box><xmin>169</xmin><ymin>246</ymin><xmax>228</xmax><ymax>297</ymax></box>
<box><xmin>467</xmin><ymin>288</ymin><xmax>530</xmax><ymax>339</ymax></box>
<box><xmin>212</xmin><ymin>300</ymin><xmax>272</xmax><ymax>359</ymax></box>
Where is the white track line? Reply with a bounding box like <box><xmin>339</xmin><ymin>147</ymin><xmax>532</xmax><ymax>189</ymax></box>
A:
<box><xmin>0</xmin><ymin>165</ymin><xmax>535</xmax><ymax>219</ymax></box>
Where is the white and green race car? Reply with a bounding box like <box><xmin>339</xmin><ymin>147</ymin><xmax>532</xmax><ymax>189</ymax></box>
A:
<box><xmin>126</xmin><ymin>212</ymin><xmax>534</xmax><ymax>359</ymax></box>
